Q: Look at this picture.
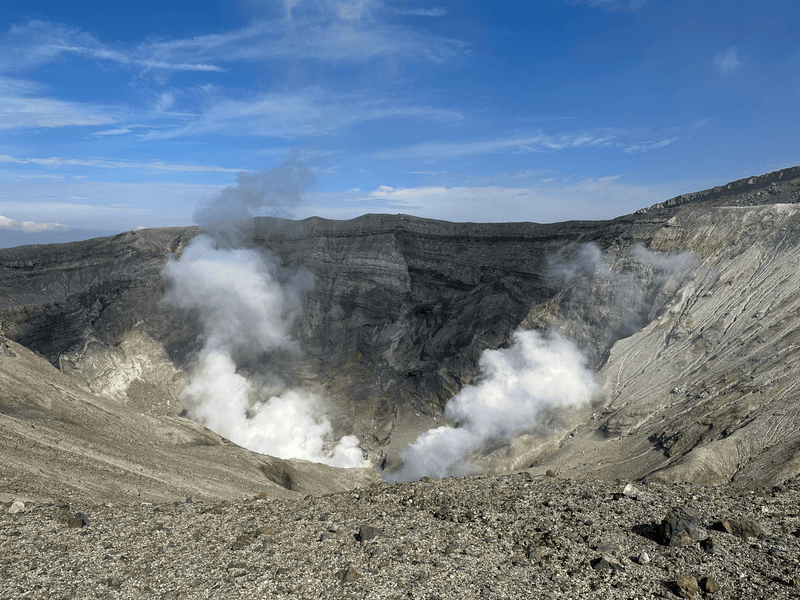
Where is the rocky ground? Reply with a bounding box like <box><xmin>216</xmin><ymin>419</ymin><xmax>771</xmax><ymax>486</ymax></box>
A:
<box><xmin>3</xmin><ymin>472</ymin><xmax>800</xmax><ymax>599</ymax></box>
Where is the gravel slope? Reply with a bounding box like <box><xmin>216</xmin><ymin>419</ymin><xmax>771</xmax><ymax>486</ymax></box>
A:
<box><xmin>3</xmin><ymin>472</ymin><xmax>800</xmax><ymax>599</ymax></box>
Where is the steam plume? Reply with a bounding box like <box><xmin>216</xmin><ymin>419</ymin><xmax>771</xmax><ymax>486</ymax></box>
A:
<box><xmin>549</xmin><ymin>242</ymin><xmax>693</xmax><ymax>351</ymax></box>
<box><xmin>391</xmin><ymin>243</ymin><xmax>692</xmax><ymax>481</ymax></box>
<box><xmin>194</xmin><ymin>151</ymin><xmax>312</xmax><ymax>226</ymax></box>
<box><xmin>388</xmin><ymin>330</ymin><xmax>597</xmax><ymax>481</ymax></box>
<box><xmin>193</xmin><ymin>152</ymin><xmax>313</xmax><ymax>248</ymax></box>
<box><xmin>164</xmin><ymin>156</ymin><xmax>363</xmax><ymax>468</ymax></box>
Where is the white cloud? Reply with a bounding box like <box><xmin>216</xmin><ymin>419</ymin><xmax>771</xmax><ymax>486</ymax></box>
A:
<box><xmin>153</xmin><ymin>91</ymin><xmax>176</xmax><ymax>112</ymax></box>
<box><xmin>378</xmin><ymin>122</ymin><xmax>702</xmax><ymax>161</ymax></box>
<box><xmin>395</xmin><ymin>7</ymin><xmax>448</xmax><ymax>17</ymax></box>
<box><xmin>90</xmin><ymin>128</ymin><xmax>132</xmax><ymax>137</ymax></box>
<box><xmin>0</xmin><ymin>153</ymin><xmax>242</xmax><ymax>173</ymax></box>
<box><xmin>2</xmin><ymin>10</ymin><xmax>467</xmax><ymax>76</ymax></box>
<box><xmin>624</xmin><ymin>136</ymin><xmax>679</xmax><ymax>154</ymax></box>
<box><xmin>375</xmin><ymin>131</ymin><xmax>620</xmax><ymax>160</ymax></box>
<box><xmin>145</xmin><ymin>88</ymin><xmax>461</xmax><ymax>140</ymax></box>
<box><xmin>0</xmin><ymin>180</ymin><xmax>223</xmax><ymax>230</ymax></box>
<box><xmin>0</xmin><ymin>76</ymin><xmax>116</xmax><ymax>130</ymax></box>
<box><xmin>1</xmin><ymin>20</ymin><xmax>223</xmax><ymax>73</ymax></box>
<box><xmin>0</xmin><ymin>214</ymin><xmax>70</xmax><ymax>232</ymax></box>
<box><xmin>714</xmin><ymin>47</ymin><xmax>741</xmax><ymax>75</ymax></box>
<box><xmin>300</xmin><ymin>177</ymin><xmax>670</xmax><ymax>223</ymax></box>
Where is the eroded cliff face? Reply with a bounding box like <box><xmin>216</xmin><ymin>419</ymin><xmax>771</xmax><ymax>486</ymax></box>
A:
<box><xmin>2</xmin><ymin>166</ymin><xmax>800</xmax><ymax>489</ymax></box>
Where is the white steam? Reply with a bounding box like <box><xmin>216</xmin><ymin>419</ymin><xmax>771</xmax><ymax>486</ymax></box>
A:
<box><xmin>550</xmin><ymin>242</ymin><xmax>694</xmax><ymax>340</ymax></box>
<box><xmin>164</xmin><ymin>154</ymin><xmax>363</xmax><ymax>467</ymax></box>
<box><xmin>392</xmin><ymin>243</ymin><xmax>692</xmax><ymax>481</ymax></box>
<box><xmin>194</xmin><ymin>151</ymin><xmax>312</xmax><ymax>227</ymax></box>
<box><xmin>389</xmin><ymin>330</ymin><xmax>596</xmax><ymax>481</ymax></box>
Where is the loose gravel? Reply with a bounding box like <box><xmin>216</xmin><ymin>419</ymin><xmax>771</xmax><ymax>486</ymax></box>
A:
<box><xmin>3</xmin><ymin>472</ymin><xmax>800</xmax><ymax>599</ymax></box>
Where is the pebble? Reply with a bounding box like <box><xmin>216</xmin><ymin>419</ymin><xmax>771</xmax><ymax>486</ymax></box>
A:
<box><xmin>2</xmin><ymin>474</ymin><xmax>800</xmax><ymax>598</ymax></box>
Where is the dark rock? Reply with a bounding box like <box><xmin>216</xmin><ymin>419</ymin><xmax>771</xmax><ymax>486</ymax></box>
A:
<box><xmin>661</xmin><ymin>507</ymin><xmax>702</xmax><ymax>547</ymax></box>
<box><xmin>107</xmin><ymin>576</ymin><xmax>121</xmax><ymax>588</ymax></box>
<box><xmin>67</xmin><ymin>512</ymin><xmax>90</xmax><ymax>529</ymax></box>
<box><xmin>335</xmin><ymin>566</ymin><xmax>358</xmax><ymax>583</ymax></box>
<box><xmin>712</xmin><ymin>519</ymin><xmax>763</xmax><ymax>539</ymax></box>
<box><xmin>591</xmin><ymin>556</ymin><xmax>625</xmax><ymax>573</ymax></box>
<box><xmin>699</xmin><ymin>537</ymin><xmax>719</xmax><ymax>554</ymax></box>
<box><xmin>433</xmin><ymin>506</ymin><xmax>452</xmax><ymax>520</ymax></box>
<box><xmin>356</xmin><ymin>525</ymin><xmax>384</xmax><ymax>542</ymax></box>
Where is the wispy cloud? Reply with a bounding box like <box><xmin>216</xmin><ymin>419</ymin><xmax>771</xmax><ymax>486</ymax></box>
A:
<box><xmin>395</xmin><ymin>7</ymin><xmax>448</xmax><ymax>17</ymax></box>
<box><xmin>624</xmin><ymin>136</ymin><xmax>679</xmax><ymax>154</ymax></box>
<box><xmin>90</xmin><ymin>128</ymin><xmax>133</xmax><ymax>137</ymax></box>
<box><xmin>0</xmin><ymin>153</ymin><xmax>242</xmax><ymax>173</ymax></box>
<box><xmin>145</xmin><ymin>88</ymin><xmax>461</xmax><ymax>140</ymax></box>
<box><xmin>1</xmin><ymin>20</ymin><xmax>223</xmax><ymax>73</ymax></box>
<box><xmin>376</xmin><ymin>131</ymin><xmax>619</xmax><ymax>159</ymax></box>
<box><xmin>0</xmin><ymin>214</ymin><xmax>70</xmax><ymax>232</ymax></box>
<box><xmin>714</xmin><ymin>47</ymin><xmax>741</xmax><ymax>75</ymax></box>
<box><xmin>0</xmin><ymin>180</ymin><xmax>223</xmax><ymax>230</ymax></box>
<box><xmin>378</xmin><ymin>121</ymin><xmax>703</xmax><ymax>160</ymax></box>
<box><xmin>1</xmin><ymin>7</ymin><xmax>467</xmax><ymax>76</ymax></box>
<box><xmin>0</xmin><ymin>76</ymin><xmax>116</xmax><ymax>129</ymax></box>
<box><xmin>152</xmin><ymin>91</ymin><xmax>176</xmax><ymax>112</ymax></box>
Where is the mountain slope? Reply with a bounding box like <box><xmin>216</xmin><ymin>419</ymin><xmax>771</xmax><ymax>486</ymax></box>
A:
<box><xmin>0</xmin><ymin>335</ymin><xmax>378</xmax><ymax>504</ymax></box>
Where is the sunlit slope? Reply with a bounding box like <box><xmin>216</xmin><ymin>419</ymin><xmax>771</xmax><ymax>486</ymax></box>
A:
<box><xmin>531</xmin><ymin>201</ymin><xmax>800</xmax><ymax>487</ymax></box>
<box><xmin>0</xmin><ymin>336</ymin><xmax>378</xmax><ymax>504</ymax></box>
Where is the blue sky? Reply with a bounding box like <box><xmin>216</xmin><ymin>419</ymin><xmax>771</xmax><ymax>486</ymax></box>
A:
<box><xmin>1</xmin><ymin>0</ymin><xmax>798</xmax><ymax>245</ymax></box>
